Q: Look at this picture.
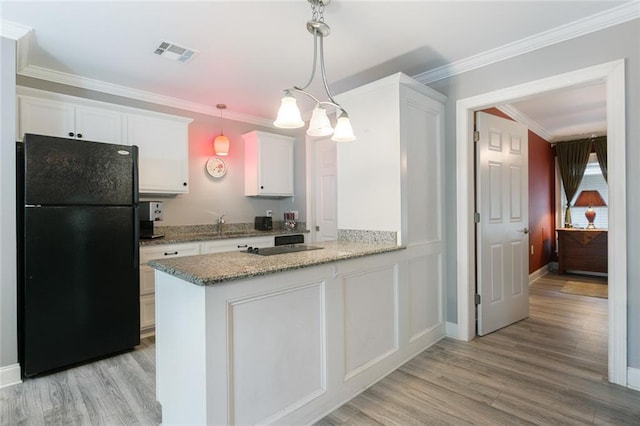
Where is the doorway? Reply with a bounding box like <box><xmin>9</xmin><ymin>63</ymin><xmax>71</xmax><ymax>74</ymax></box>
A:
<box><xmin>455</xmin><ymin>60</ymin><xmax>627</xmax><ymax>386</ymax></box>
<box><xmin>305</xmin><ymin>136</ymin><xmax>338</xmax><ymax>243</ymax></box>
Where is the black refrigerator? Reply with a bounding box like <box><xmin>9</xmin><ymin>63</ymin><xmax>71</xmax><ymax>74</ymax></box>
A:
<box><xmin>17</xmin><ymin>133</ymin><xmax>140</xmax><ymax>378</ymax></box>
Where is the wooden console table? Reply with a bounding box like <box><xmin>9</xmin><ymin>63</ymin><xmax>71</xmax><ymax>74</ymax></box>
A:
<box><xmin>556</xmin><ymin>228</ymin><xmax>608</xmax><ymax>274</ymax></box>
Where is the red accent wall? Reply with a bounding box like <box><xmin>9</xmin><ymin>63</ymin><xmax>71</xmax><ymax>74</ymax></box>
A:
<box><xmin>482</xmin><ymin>108</ymin><xmax>556</xmax><ymax>273</ymax></box>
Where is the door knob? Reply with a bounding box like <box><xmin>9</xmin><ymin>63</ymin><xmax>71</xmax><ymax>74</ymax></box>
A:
<box><xmin>519</xmin><ymin>228</ymin><xmax>530</xmax><ymax>234</ymax></box>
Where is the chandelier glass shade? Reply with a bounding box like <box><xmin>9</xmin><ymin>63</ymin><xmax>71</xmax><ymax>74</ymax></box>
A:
<box><xmin>273</xmin><ymin>94</ymin><xmax>304</xmax><ymax>128</ymax></box>
<box><xmin>274</xmin><ymin>0</ymin><xmax>356</xmax><ymax>142</ymax></box>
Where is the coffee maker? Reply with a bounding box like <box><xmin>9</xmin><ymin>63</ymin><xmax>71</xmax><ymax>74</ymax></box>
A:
<box><xmin>139</xmin><ymin>201</ymin><xmax>165</xmax><ymax>239</ymax></box>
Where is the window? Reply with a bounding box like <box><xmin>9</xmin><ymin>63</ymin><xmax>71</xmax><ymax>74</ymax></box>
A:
<box><xmin>561</xmin><ymin>153</ymin><xmax>608</xmax><ymax>228</ymax></box>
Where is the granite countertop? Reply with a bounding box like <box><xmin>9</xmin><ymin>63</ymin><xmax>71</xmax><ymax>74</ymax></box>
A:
<box><xmin>148</xmin><ymin>240</ymin><xmax>404</xmax><ymax>286</ymax></box>
<box><xmin>139</xmin><ymin>229</ymin><xmax>308</xmax><ymax>246</ymax></box>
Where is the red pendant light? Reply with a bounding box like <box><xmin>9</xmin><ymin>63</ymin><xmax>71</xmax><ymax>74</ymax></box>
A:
<box><xmin>214</xmin><ymin>104</ymin><xmax>229</xmax><ymax>156</ymax></box>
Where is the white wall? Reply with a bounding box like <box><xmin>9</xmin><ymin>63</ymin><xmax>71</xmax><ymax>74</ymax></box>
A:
<box><xmin>427</xmin><ymin>20</ymin><xmax>640</xmax><ymax>368</ymax></box>
<box><xmin>0</xmin><ymin>36</ymin><xmax>18</xmax><ymax>377</ymax></box>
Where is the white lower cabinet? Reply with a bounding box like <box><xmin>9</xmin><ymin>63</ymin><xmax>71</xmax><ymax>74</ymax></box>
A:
<box><xmin>140</xmin><ymin>236</ymin><xmax>275</xmax><ymax>335</ymax></box>
<box><xmin>140</xmin><ymin>294</ymin><xmax>156</xmax><ymax>332</ymax></box>
<box><xmin>139</xmin><ymin>242</ymin><xmax>201</xmax><ymax>336</ymax></box>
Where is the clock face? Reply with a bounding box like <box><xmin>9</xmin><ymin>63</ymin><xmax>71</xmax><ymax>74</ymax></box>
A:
<box><xmin>206</xmin><ymin>157</ymin><xmax>227</xmax><ymax>178</ymax></box>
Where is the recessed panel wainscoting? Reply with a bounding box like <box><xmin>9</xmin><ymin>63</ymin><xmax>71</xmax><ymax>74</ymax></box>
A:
<box><xmin>317</xmin><ymin>273</ymin><xmax>640</xmax><ymax>424</ymax></box>
<box><xmin>154</xmin><ymin>245</ymin><xmax>446</xmax><ymax>425</ymax></box>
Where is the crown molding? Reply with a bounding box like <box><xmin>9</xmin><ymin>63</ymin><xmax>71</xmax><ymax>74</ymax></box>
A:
<box><xmin>496</xmin><ymin>104</ymin><xmax>553</xmax><ymax>142</ymax></box>
<box><xmin>0</xmin><ymin>19</ymin><xmax>31</xmax><ymax>40</ymax></box>
<box><xmin>1</xmin><ymin>20</ymin><xmax>32</xmax><ymax>71</ymax></box>
<box><xmin>12</xmin><ymin>3</ymin><xmax>639</xmax><ymax>123</ymax></box>
<box><xmin>414</xmin><ymin>2</ymin><xmax>640</xmax><ymax>84</ymax></box>
<box><xmin>18</xmin><ymin>64</ymin><xmax>275</xmax><ymax>127</ymax></box>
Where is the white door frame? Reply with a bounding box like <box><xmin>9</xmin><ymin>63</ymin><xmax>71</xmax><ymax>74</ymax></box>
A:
<box><xmin>455</xmin><ymin>59</ymin><xmax>627</xmax><ymax>386</ymax></box>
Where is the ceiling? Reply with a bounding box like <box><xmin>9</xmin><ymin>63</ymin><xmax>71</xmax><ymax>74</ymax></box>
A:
<box><xmin>2</xmin><ymin>1</ymin><xmax>637</xmax><ymax>141</ymax></box>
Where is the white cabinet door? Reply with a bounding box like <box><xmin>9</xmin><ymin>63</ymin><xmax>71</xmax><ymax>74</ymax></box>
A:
<box><xmin>140</xmin><ymin>294</ymin><xmax>156</xmax><ymax>332</ymax></box>
<box><xmin>128</xmin><ymin>114</ymin><xmax>190</xmax><ymax>194</ymax></box>
<box><xmin>140</xmin><ymin>265</ymin><xmax>155</xmax><ymax>296</ymax></box>
<box><xmin>74</xmin><ymin>106</ymin><xmax>125</xmax><ymax>144</ymax></box>
<box><xmin>139</xmin><ymin>242</ymin><xmax>200</xmax><ymax>334</ymax></box>
<box><xmin>243</xmin><ymin>131</ymin><xmax>294</xmax><ymax>197</ymax></box>
<box><xmin>17</xmin><ymin>96</ymin><xmax>124</xmax><ymax>144</ymax></box>
<box><xmin>17</xmin><ymin>96</ymin><xmax>74</xmax><ymax>141</ymax></box>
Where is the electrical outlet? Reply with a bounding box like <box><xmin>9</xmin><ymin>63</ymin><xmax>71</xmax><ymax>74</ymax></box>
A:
<box><xmin>266</xmin><ymin>210</ymin><xmax>272</xmax><ymax>217</ymax></box>
<box><xmin>530</xmin><ymin>245</ymin><xmax>534</xmax><ymax>255</ymax></box>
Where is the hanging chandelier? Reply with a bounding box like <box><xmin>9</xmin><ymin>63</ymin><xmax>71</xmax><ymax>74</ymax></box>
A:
<box><xmin>274</xmin><ymin>0</ymin><xmax>356</xmax><ymax>142</ymax></box>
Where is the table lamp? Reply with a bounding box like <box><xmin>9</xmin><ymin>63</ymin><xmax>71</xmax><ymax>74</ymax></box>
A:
<box><xmin>573</xmin><ymin>190</ymin><xmax>607</xmax><ymax>229</ymax></box>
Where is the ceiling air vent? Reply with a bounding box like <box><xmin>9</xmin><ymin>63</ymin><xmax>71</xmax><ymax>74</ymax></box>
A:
<box><xmin>153</xmin><ymin>41</ymin><xmax>198</xmax><ymax>63</ymax></box>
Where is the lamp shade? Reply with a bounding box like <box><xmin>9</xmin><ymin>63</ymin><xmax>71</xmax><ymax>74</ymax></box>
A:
<box><xmin>331</xmin><ymin>113</ymin><xmax>356</xmax><ymax>142</ymax></box>
<box><xmin>214</xmin><ymin>134</ymin><xmax>230</xmax><ymax>156</ymax></box>
<box><xmin>573</xmin><ymin>190</ymin><xmax>607</xmax><ymax>207</ymax></box>
<box><xmin>306</xmin><ymin>106</ymin><xmax>334</xmax><ymax>137</ymax></box>
<box><xmin>574</xmin><ymin>190</ymin><xmax>606</xmax><ymax>229</ymax></box>
<box><xmin>274</xmin><ymin>95</ymin><xmax>304</xmax><ymax>128</ymax></box>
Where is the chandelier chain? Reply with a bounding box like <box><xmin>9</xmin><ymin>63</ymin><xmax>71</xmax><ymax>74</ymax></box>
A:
<box><xmin>310</xmin><ymin>0</ymin><xmax>325</xmax><ymax>24</ymax></box>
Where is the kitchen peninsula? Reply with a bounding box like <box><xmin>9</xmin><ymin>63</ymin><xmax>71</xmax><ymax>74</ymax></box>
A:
<box><xmin>149</xmin><ymin>237</ymin><xmax>445</xmax><ymax>425</ymax></box>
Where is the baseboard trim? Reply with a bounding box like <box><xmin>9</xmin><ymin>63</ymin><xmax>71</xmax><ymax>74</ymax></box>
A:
<box><xmin>529</xmin><ymin>264</ymin><xmax>550</xmax><ymax>284</ymax></box>
<box><xmin>628</xmin><ymin>367</ymin><xmax>640</xmax><ymax>391</ymax></box>
<box><xmin>445</xmin><ymin>321</ymin><xmax>460</xmax><ymax>340</ymax></box>
<box><xmin>0</xmin><ymin>363</ymin><xmax>22</xmax><ymax>388</ymax></box>
<box><xmin>140</xmin><ymin>327</ymin><xmax>155</xmax><ymax>340</ymax></box>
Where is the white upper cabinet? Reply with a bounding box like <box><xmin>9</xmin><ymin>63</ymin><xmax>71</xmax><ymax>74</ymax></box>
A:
<box><xmin>17</xmin><ymin>95</ymin><xmax>124</xmax><ymax>144</ymax></box>
<box><xmin>16</xmin><ymin>87</ymin><xmax>192</xmax><ymax>195</ymax></box>
<box><xmin>243</xmin><ymin>130</ymin><xmax>294</xmax><ymax>197</ymax></box>
<box><xmin>127</xmin><ymin>113</ymin><xmax>190</xmax><ymax>195</ymax></box>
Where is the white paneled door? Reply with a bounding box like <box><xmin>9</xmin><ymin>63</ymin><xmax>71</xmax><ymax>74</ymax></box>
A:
<box><xmin>314</xmin><ymin>138</ymin><xmax>338</xmax><ymax>241</ymax></box>
<box><xmin>476</xmin><ymin>111</ymin><xmax>529</xmax><ymax>336</ymax></box>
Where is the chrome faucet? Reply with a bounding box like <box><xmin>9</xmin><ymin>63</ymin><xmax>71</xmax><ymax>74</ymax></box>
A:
<box><xmin>217</xmin><ymin>214</ymin><xmax>225</xmax><ymax>234</ymax></box>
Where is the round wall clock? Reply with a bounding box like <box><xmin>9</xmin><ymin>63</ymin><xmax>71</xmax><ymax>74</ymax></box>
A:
<box><xmin>206</xmin><ymin>157</ymin><xmax>227</xmax><ymax>178</ymax></box>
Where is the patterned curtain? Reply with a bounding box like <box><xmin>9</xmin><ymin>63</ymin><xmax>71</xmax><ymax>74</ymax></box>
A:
<box><xmin>555</xmin><ymin>140</ymin><xmax>593</xmax><ymax>226</ymax></box>
<box><xmin>593</xmin><ymin>137</ymin><xmax>607</xmax><ymax>182</ymax></box>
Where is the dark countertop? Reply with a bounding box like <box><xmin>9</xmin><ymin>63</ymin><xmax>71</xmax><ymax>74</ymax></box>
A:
<box><xmin>148</xmin><ymin>240</ymin><xmax>404</xmax><ymax>286</ymax></box>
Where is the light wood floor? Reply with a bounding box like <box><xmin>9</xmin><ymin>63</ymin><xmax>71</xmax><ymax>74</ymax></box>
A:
<box><xmin>317</xmin><ymin>272</ymin><xmax>640</xmax><ymax>425</ymax></box>
<box><xmin>2</xmin><ymin>272</ymin><xmax>638</xmax><ymax>425</ymax></box>
<box><xmin>0</xmin><ymin>338</ymin><xmax>161</xmax><ymax>425</ymax></box>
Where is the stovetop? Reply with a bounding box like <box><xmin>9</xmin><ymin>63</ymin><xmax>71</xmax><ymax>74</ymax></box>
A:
<box><xmin>246</xmin><ymin>244</ymin><xmax>323</xmax><ymax>256</ymax></box>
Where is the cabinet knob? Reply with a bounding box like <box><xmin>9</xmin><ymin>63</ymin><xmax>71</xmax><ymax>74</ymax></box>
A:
<box><xmin>77</xmin><ymin>133</ymin><xmax>83</xmax><ymax>139</ymax></box>
<box><xmin>260</xmin><ymin>186</ymin><xmax>264</xmax><ymax>189</ymax></box>
<box><xmin>68</xmin><ymin>132</ymin><xmax>75</xmax><ymax>137</ymax></box>
<box><xmin>183</xmin><ymin>182</ymin><xmax>188</xmax><ymax>186</ymax></box>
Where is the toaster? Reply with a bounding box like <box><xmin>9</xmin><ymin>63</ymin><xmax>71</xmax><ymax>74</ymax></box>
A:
<box><xmin>254</xmin><ymin>216</ymin><xmax>273</xmax><ymax>231</ymax></box>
